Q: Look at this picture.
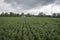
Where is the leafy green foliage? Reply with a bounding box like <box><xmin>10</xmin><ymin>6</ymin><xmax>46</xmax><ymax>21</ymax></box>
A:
<box><xmin>0</xmin><ymin>12</ymin><xmax>60</xmax><ymax>17</ymax></box>
<box><xmin>0</xmin><ymin>17</ymin><xmax>60</xmax><ymax>40</ymax></box>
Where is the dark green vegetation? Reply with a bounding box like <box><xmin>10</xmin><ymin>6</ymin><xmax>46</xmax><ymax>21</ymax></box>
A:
<box><xmin>0</xmin><ymin>12</ymin><xmax>60</xmax><ymax>17</ymax></box>
<box><xmin>0</xmin><ymin>17</ymin><xmax>60</xmax><ymax>40</ymax></box>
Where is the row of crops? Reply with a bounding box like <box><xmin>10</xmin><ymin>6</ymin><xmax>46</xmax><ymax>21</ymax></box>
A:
<box><xmin>0</xmin><ymin>17</ymin><xmax>60</xmax><ymax>40</ymax></box>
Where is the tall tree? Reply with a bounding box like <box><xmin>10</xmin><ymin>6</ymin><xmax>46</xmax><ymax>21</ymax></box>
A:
<box><xmin>0</xmin><ymin>12</ymin><xmax>5</xmax><ymax>16</ymax></box>
<box><xmin>56</xmin><ymin>13</ymin><xmax>60</xmax><ymax>17</ymax></box>
<box><xmin>25</xmin><ymin>13</ymin><xmax>31</xmax><ymax>17</ymax></box>
<box><xmin>5</xmin><ymin>12</ymin><xmax>9</xmax><ymax>16</ymax></box>
<box><xmin>38</xmin><ymin>12</ymin><xmax>45</xmax><ymax>17</ymax></box>
<box><xmin>20</xmin><ymin>12</ymin><xmax>25</xmax><ymax>17</ymax></box>
<box><xmin>52</xmin><ymin>13</ymin><xmax>57</xmax><ymax>17</ymax></box>
<box><xmin>9</xmin><ymin>12</ymin><xmax>15</xmax><ymax>16</ymax></box>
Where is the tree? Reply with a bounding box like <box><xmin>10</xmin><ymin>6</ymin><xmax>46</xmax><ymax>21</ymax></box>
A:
<box><xmin>25</xmin><ymin>13</ymin><xmax>31</xmax><ymax>17</ymax></box>
<box><xmin>0</xmin><ymin>12</ymin><xmax>5</xmax><ymax>16</ymax></box>
<box><xmin>20</xmin><ymin>12</ymin><xmax>25</xmax><ymax>17</ymax></box>
<box><xmin>4</xmin><ymin>12</ymin><xmax>9</xmax><ymax>16</ymax></box>
<box><xmin>56</xmin><ymin>13</ymin><xmax>60</xmax><ymax>17</ymax></box>
<box><xmin>21</xmin><ymin>13</ymin><xmax>24</xmax><ymax>16</ymax></box>
<box><xmin>52</xmin><ymin>13</ymin><xmax>57</xmax><ymax>17</ymax></box>
<box><xmin>9</xmin><ymin>12</ymin><xmax>15</xmax><ymax>17</ymax></box>
<box><xmin>16</xmin><ymin>13</ymin><xmax>20</xmax><ymax>17</ymax></box>
<box><xmin>38</xmin><ymin>12</ymin><xmax>45</xmax><ymax>17</ymax></box>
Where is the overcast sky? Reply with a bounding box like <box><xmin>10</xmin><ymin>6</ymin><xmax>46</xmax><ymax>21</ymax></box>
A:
<box><xmin>0</xmin><ymin>0</ymin><xmax>60</xmax><ymax>15</ymax></box>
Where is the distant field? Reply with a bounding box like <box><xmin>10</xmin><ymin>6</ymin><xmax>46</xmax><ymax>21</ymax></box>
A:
<box><xmin>0</xmin><ymin>17</ymin><xmax>60</xmax><ymax>40</ymax></box>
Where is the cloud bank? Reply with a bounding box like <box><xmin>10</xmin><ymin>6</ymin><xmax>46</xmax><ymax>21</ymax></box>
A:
<box><xmin>0</xmin><ymin>0</ymin><xmax>60</xmax><ymax>15</ymax></box>
<box><xmin>4</xmin><ymin>0</ymin><xmax>56</xmax><ymax>9</ymax></box>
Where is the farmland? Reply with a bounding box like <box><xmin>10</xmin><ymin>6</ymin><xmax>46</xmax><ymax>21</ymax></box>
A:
<box><xmin>0</xmin><ymin>17</ymin><xmax>60</xmax><ymax>40</ymax></box>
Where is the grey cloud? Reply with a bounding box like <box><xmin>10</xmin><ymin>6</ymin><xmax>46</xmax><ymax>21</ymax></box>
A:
<box><xmin>4</xmin><ymin>0</ymin><xmax>57</xmax><ymax>9</ymax></box>
<box><xmin>55</xmin><ymin>0</ymin><xmax>60</xmax><ymax>5</ymax></box>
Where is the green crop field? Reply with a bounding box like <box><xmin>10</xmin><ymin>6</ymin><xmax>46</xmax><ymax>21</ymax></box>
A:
<box><xmin>0</xmin><ymin>17</ymin><xmax>60</xmax><ymax>40</ymax></box>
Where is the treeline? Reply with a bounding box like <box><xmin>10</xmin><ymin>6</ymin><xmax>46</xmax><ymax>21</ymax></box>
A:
<box><xmin>0</xmin><ymin>12</ymin><xmax>60</xmax><ymax>17</ymax></box>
